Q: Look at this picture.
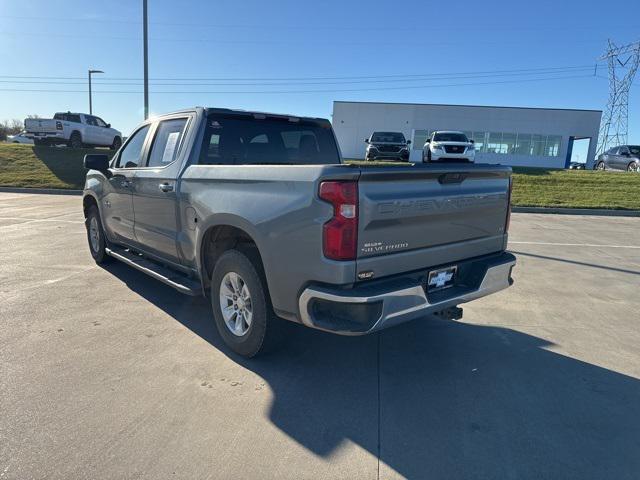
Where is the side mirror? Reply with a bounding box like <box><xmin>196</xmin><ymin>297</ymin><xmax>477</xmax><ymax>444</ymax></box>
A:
<box><xmin>406</xmin><ymin>140</ymin><xmax>412</xmax><ymax>145</ymax></box>
<box><xmin>469</xmin><ymin>139</ymin><xmax>475</xmax><ymax>144</ymax></box>
<box><xmin>106</xmin><ymin>123</ymin><xmax>111</xmax><ymax>128</ymax></box>
<box><xmin>364</xmin><ymin>138</ymin><xmax>369</xmax><ymax>143</ymax></box>
<box><xmin>425</xmin><ymin>139</ymin><xmax>431</xmax><ymax>143</ymax></box>
<box><xmin>84</xmin><ymin>154</ymin><xmax>110</xmax><ymax>172</ymax></box>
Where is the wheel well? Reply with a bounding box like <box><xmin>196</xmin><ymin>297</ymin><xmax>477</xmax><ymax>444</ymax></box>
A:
<box><xmin>71</xmin><ymin>130</ymin><xmax>81</xmax><ymax>139</ymax></box>
<box><xmin>83</xmin><ymin>195</ymin><xmax>98</xmax><ymax>217</ymax></box>
<box><xmin>201</xmin><ymin>225</ymin><xmax>264</xmax><ymax>289</ymax></box>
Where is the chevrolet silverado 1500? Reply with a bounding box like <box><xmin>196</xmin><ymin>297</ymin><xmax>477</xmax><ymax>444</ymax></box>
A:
<box><xmin>83</xmin><ymin>107</ymin><xmax>515</xmax><ymax>357</ymax></box>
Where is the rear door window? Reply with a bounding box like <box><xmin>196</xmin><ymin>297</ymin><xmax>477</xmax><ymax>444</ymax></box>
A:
<box><xmin>146</xmin><ymin>118</ymin><xmax>188</xmax><ymax>168</ymax></box>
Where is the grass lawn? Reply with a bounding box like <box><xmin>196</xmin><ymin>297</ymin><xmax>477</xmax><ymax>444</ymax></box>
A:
<box><xmin>1</xmin><ymin>145</ymin><xmax>639</xmax><ymax>209</ymax></box>
<box><xmin>0</xmin><ymin>143</ymin><xmax>114</xmax><ymax>189</ymax></box>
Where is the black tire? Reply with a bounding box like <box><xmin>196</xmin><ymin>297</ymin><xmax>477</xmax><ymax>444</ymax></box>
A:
<box><xmin>85</xmin><ymin>205</ymin><xmax>112</xmax><ymax>265</ymax></box>
<box><xmin>210</xmin><ymin>249</ymin><xmax>282</xmax><ymax>357</ymax></box>
<box><xmin>627</xmin><ymin>162</ymin><xmax>639</xmax><ymax>173</ymax></box>
<box><xmin>427</xmin><ymin>149</ymin><xmax>432</xmax><ymax>162</ymax></box>
<box><xmin>596</xmin><ymin>161</ymin><xmax>605</xmax><ymax>171</ymax></box>
<box><xmin>68</xmin><ymin>131</ymin><xmax>83</xmax><ymax>149</ymax></box>
<box><xmin>110</xmin><ymin>136</ymin><xmax>122</xmax><ymax>151</ymax></box>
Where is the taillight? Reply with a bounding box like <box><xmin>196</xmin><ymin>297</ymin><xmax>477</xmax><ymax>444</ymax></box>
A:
<box><xmin>505</xmin><ymin>176</ymin><xmax>513</xmax><ymax>233</ymax></box>
<box><xmin>319</xmin><ymin>181</ymin><xmax>358</xmax><ymax>260</ymax></box>
<box><xmin>56</xmin><ymin>121</ymin><xmax>63</xmax><ymax>130</ymax></box>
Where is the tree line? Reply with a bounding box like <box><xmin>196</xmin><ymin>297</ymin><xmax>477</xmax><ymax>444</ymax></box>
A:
<box><xmin>0</xmin><ymin>115</ymin><xmax>40</xmax><ymax>141</ymax></box>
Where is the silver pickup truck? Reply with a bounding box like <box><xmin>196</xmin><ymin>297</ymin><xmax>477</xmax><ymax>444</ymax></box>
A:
<box><xmin>83</xmin><ymin>107</ymin><xmax>515</xmax><ymax>357</ymax></box>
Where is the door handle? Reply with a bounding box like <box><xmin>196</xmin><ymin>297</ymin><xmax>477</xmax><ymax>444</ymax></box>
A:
<box><xmin>159</xmin><ymin>183</ymin><xmax>174</xmax><ymax>192</ymax></box>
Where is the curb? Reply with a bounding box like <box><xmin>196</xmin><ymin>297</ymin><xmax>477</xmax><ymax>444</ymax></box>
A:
<box><xmin>0</xmin><ymin>186</ymin><xmax>82</xmax><ymax>196</ymax></box>
<box><xmin>513</xmin><ymin>206</ymin><xmax>640</xmax><ymax>217</ymax></box>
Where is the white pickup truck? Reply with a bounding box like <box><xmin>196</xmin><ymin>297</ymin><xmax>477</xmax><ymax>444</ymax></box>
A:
<box><xmin>24</xmin><ymin>112</ymin><xmax>122</xmax><ymax>149</ymax></box>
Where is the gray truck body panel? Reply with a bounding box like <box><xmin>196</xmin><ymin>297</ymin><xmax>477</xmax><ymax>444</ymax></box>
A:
<box><xmin>84</xmin><ymin>107</ymin><xmax>514</xmax><ymax>333</ymax></box>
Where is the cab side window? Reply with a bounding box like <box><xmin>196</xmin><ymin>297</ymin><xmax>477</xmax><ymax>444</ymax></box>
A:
<box><xmin>116</xmin><ymin>125</ymin><xmax>151</xmax><ymax>168</ymax></box>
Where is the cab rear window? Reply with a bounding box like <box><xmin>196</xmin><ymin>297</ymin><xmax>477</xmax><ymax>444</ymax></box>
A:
<box><xmin>199</xmin><ymin>115</ymin><xmax>340</xmax><ymax>165</ymax></box>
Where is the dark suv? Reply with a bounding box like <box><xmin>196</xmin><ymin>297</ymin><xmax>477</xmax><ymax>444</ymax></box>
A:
<box><xmin>365</xmin><ymin>131</ymin><xmax>411</xmax><ymax>161</ymax></box>
<box><xmin>594</xmin><ymin>145</ymin><xmax>640</xmax><ymax>172</ymax></box>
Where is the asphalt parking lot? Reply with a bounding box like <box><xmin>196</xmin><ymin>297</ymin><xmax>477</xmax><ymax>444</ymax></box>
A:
<box><xmin>1</xmin><ymin>192</ymin><xmax>639</xmax><ymax>480</ymax></box>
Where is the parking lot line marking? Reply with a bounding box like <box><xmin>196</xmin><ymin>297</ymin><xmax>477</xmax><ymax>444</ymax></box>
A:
<box><xmin>509</xmin><ymin>241</ymin><xmax>640</xmax><ymax>249</ymax></box>
<box><xmin>0</xmin><ymin>216</ymin><xmax>84</xmax><ymax>225</ymax></box>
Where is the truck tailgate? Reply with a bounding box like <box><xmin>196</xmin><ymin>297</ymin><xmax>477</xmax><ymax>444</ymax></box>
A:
<box><xmin>25</xmin><ymin>119</ymin><xmax>58</xmax><ymax>133</ymax></box>
<box><xmin>356</xmin><ymin>165</ymin><xmax>511</xmax><ymax>279</ymax></box>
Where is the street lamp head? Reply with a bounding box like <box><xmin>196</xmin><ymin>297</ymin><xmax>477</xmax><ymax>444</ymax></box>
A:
<box><xmin>88</xmin><ymin>69</ymin><xmax>104</xmax><ymax>74</ymax></box>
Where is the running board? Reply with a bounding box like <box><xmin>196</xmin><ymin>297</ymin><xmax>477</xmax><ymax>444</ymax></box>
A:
<box><xmin>105</xmin><ymin>247</ymin><xmax>201</xmax><ymax>296</ymax></box>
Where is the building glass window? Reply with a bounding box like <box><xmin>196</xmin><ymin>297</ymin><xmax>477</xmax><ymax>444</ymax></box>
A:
<box><xmin>502</xmin><ymin>133</ymin><xmax>517</xmax><ymax>154</ymax></box>
<box><xmin>472</xmin><ymin>132</ymin><xmax>487</xmax><ymax>152</ymax></box>
<box><xmin>514</xmin><ymin>133</ymin><xmax>532</xmax><ymax>155</ymax></box>
<box><xmin>545</xmin><ymin>135</ymin><xmax>561</xmax><ymax>157</ymax></box>
<box><xmin>530</xmin><ymin>134</ymin><xmax>545</xmax><ymax>156</ymax></box>
<box><xmin>487</xmin><ymin>132</ymin><xmax>507</xmax><ymax>154</ymax></box>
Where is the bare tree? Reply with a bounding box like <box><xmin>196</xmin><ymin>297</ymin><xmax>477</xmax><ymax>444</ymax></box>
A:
<box><xmin>26</xmin><ymin>114</ymin><xmax>41</xmax><ymax>119</ymax></box>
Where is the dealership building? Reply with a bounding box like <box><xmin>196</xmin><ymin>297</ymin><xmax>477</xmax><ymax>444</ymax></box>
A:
<box><xmin>332</xmin><ymin>101</ymin><xmax>602</xmax><ymax>168</ymax></box>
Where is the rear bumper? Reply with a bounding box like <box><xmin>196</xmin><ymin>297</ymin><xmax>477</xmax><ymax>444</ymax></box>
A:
<box><xmin>298</xmin><ymin>251</ymin><xmax>515</xmax><ymax>335</ymax></box>
<box><xmin>25</xmin><ymin>132</ymin><xmax>65</xmax><ymax>141</ymax></box>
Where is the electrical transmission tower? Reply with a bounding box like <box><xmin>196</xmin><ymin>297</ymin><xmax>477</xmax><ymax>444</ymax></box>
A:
<box><xmin>596</xmin><ymin>39</ymin><xmax>640</xmax><ymax>155</ymax></box>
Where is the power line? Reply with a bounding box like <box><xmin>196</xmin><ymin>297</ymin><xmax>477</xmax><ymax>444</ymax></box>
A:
<box><xmin>0</xmin><ymin>68</ymin><xmax>598</xmax><ymax>87</ymax></box>
<box><xmin>0</xmin><ymin>74</ymin><xmax>596</xmax><ymax>95</ymax></box>
<box><xmin>0</xmin><ymin>64</ymin><xmax>603</xmax><ymax>83</ymax></box>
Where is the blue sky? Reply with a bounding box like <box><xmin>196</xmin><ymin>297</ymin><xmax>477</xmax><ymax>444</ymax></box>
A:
<box><xmin>1</xmin><ymin>0</ymin><xmax>639</xmax><ymax>161</ymax></box>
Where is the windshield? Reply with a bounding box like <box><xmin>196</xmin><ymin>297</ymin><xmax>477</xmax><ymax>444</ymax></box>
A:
<box><xmin>371</xmin><ymin>132</ymin><xmax>406</xmax><ymax>143</ymax></box>
<box><xmin>433</xmin><ymin>132</ymin><xmax>469</xmax><ymax>143</ymax></box>
<box><xmin>200</xmin><ymin>114</ymin><xmax>340</xmax><ymax>165</ymax></box>
<box><xmin>629</xmin><ymin>146</ymin><xmax>640</xmax><ymax>155</ymax></box>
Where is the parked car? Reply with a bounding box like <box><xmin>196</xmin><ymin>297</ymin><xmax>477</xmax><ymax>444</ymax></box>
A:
<box><xmin>24</xmin><ymin>112</ymin><xmax>122</xmax><ymax>149</ymax></box>
<box><xmin>7</xmin><ymin>132</ymin><xmax>33</xmax><ymax>144</ymax></box>
<box><xmin>569</xmin><ymin>162</ymin><xmax>585</xmax><ymax>170</ymax></box>
<box><xmin>423</xmin><ymin>131</ymin><xmax>475</xmax><ymax>163</ymax></box>
<box><xmin>594</xmin><ymin>145</ymin><xmax>640</xmax><ymax>172</ymax></box>
<box><xmin>364</xmin><ymin>131</ymin><xmax>411</xmax><ymax>161</ymax></box>
<box><xmin>82</xmin><ymin>107</ymin><xmax>516</xmax><ymax>357</ymax></box>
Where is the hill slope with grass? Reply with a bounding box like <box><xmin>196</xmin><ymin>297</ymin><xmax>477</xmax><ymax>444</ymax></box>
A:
<box><xmin>1</xmin><ymin>144</ymin><xmax>639</xmax><ymax>209</ymax></box>
<box><xmin>0</xmin><ymin>143</ymin><xmax>114</xmax><ymax>189</ymax></box>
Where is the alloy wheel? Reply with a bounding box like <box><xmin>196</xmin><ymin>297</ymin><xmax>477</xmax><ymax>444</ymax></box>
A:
<box><xmin>219</xmin><ymin>272</ymin><xmax>253</xmax><ymax>336</ymax></box>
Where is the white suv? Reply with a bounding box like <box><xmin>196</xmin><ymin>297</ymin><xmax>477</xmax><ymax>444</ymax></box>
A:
<box><xmin>423</xmin><ymin>131</ymin><xmax>475</xmax><ymax>163</ymax></box>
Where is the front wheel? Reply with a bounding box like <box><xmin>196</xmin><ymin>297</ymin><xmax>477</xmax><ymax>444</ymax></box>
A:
<box><xmin>627</xmin><ymin>162</ymin><xmax>639</xmax><ymax>173</ymax></box>
<box><xmin>596</xmin><ymin>161</ymin><xmax>605</xmax><ymax>171</ymax></box>
<box><xmin>85</xmin><ymin>205</ymin><xmax>112</xmax><ymax>264</ymax></box>
<box><xmin>211</xmin><ymin>249</ymin><xmax>282</xmax><ymax>357</ymax></box>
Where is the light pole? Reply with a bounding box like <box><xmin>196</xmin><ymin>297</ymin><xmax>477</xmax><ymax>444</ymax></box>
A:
<box><xmin>143</xmin><ymin>0</ymin><xmax>149</xmax><ymax>119</ymax></box>
<box><xmin>88</xmin><ymin>69</ymin><xmax>104</xmax><ymax>115</ymax></box>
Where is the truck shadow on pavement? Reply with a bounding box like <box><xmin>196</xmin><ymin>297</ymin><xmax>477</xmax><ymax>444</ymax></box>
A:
<box><xmin>104</xmin><ymin>262</ymin><xmax>640</xmax><ymax>479</ymax></box>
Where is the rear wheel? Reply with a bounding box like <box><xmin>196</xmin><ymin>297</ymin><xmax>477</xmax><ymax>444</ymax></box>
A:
<box><xmin>69</xmin><ymin>132</ymin><xmax>83</xmax><ymax>149</ymax></box>
<box><xmin>596</xmin><ymin>161</ymin><xmax>605</xmax><ymax>171</ymax></box>
<box><xmin>210</xmin><ymin>249</ymin><xmax>282</xmax><ymax>357</ymax></box>
<box><xmin>627</xmin><ymin>162</ymin><xmax>639</xmax><ymax>173</ymax></box>
<box><xmin>85</xmin><ymin>205</ymin><xmax>112</xmax><ymax>265</ymax></box>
